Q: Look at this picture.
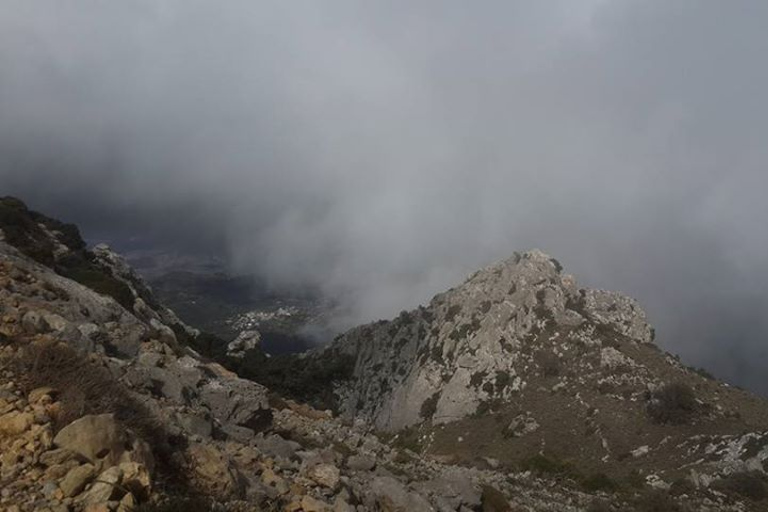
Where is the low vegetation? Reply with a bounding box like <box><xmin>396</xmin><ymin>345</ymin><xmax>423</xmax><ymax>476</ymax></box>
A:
<box><xmin>646</xmin><ymin>382</ymin><xmax>699</xmax><ymax>425</ymax></box>
<box><xmin>7</xmin><ymin>338</ymin><xmax>191</xmax><ymax>493</ymax></box>
<box><xmin>712</xmin><ymin>471</ymin><xmax>768</xmax><ymax>501</ymax></box>
<box><xmin>232</xmin><ymin>348</ymin><xmax>355</xmax><ymax>412</ymax></box>
<box><xmin>633</xmin><ymin>489</ymin><xmax>687</xmax><ymax>512</ymax></box>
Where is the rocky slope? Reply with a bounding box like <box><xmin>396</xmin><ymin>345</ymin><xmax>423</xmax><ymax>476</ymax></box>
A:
<box><xmin>320</xmin><ymin>250</ymin><xmax>768</xmax><ymax>504</ymax></box>
<box><xmin>1</xmin><ymin>197</ymin><xmax>767</xmax><ymax>511</ymax></box>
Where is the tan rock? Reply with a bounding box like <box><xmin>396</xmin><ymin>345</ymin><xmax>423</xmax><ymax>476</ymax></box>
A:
<box><xmin>118</xmin><ymin>492</ymin><xmax>136</xmax><ymax>512</ymax></box>
<box><xmin>301</xmin><ymin>495</ymin><xmax>332</xmax><ymax>512</ymax></box>
<box><xmin>80</xmin><ymin>465</ymin><xmax>122</xmax><ymax>504</ymax></box>
<box><xmin>187</xmin><ymin>443</ymin><xmax>245</xmax><ymax>498</ymax></box>
<box><xmin>40</xmin><ymin>448</ymin><xmax>77</xmax><ymax>466</ymax></box>
<box><xmin>53</xmin><ymin>414</ymin><xmax>153</xmax><ymax>471</ymax></box>
<box><xmin>28</xmin><ymin>387</ymin><xmax>57</xmax><ymax>405</ymax></box>
<box><xmin>44</xmin><ymin>460</ymin><xmax>80</xmax><ymax>480</ymax></box>
<box><xmin>84</xmin><ymin>504</ymin><xmax>111</xmax><ymax>512</ymax></box>
<box><xmin>306</xmin><ymin>463</ymin><xmax>340</xmax><ymax>490</ymax></box>
<box><xmin>0</xmin><ymin>411</ymin><xmax>34</xmax><ymax>436</ymax></box>
<box><xmin>119</xmin><ymin>461</ymin><xmax>151</xmax><ymax>500</ymax></box>
<box><xmin>333</xmin><ymin>497</ymin><xmax>356</xmax><ymax>512</ymax></box>
<box><xmin>59</xmin><ymin>463</ymin><xmax>95</xmax><ymax>497</ymax></box>
<box><xmin>54</xmin><ymin>414</ymin><xmax>125</xmax><ymax>463</ymax></box>
<box><xmin>284</xmin><ymin>501</ymin><xmax>303</xmax><ymax>512</ymax></box>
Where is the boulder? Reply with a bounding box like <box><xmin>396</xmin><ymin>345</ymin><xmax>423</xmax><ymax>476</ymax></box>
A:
<box><xmin>0</xmin><ymin>411</ymin><xmax>33</xmax><ymax>437</ymax></box>
<box><xmin>368</xmin><ymin>476</ymin><xmax>434</xmax><ymax>512</ymax></box>
<box><xmin>306</xmin><ymin>463</ymin><xmax>340</xmax><ymax>490</ymax></box>
<box><xmin>53</xmin><ymin>414</ymin><xmax>154</xmax><ymax>471</ymax></box>
<box><xmin>346</xmin><ymin>454</ymin><xmax>376</xmax><ymax>472</ymax></box>
<box><xmin>199</xmin><ymin>377</ymin><xmax>272</xmax><ymax>434</ymax></box>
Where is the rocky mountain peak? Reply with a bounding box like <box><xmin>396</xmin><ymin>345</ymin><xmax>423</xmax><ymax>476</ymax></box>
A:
<box><xmin>329</xmin><ymin>249</ymin><xmax>654</xmax><ymax>431</ymax></box>
<box><xmin>3</xmin><ymin>202</ymin><xmax>768</xmax><ymax>511</ymax></box>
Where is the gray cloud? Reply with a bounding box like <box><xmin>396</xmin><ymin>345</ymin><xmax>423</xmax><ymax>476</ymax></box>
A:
<box><xmin>1</xmin><ymin>1</ymin><xmax>767</xmax><ymax>391</ymax></box>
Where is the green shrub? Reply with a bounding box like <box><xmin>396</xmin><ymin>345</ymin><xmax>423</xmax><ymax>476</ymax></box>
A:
<box><xmin>234</xmin><ymin>348</ymin><xmax>354</xmax><ymax>412</ymax></box>
<box><xmin>540</xmin><ymin>352</ymin><xmax>561</xmax><ymax>377</ymax></box>
<box><xmin>420</xmin><ymin>391</ymin><xmax>440</xmax><ymax>419</ymax></box>
<box><xmin>581</xmin><ymin>472</ymin><xmax>618</xmax><ymax>493</ymax></box>
<box><xmin>647</xmin><ymin>382</ymin><xmax>698</xmax><ymax>425</ymax></box>
<box><xmin>62</xmin><ymin>266</ymin><xmax>135</xmax><ymax>311</ymax></box>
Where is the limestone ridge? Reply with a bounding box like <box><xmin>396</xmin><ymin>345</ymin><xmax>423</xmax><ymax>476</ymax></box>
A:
<box><xmin>330</xmin><ymin>249</ymin><xmax>654</xmax><ymax>431</ymax></box>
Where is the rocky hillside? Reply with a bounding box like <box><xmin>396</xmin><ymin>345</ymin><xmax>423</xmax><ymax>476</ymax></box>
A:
<box><xmin>1</xmin><ymin>197</ymin><xmax>767</xmax><ymax>511</ymax></box>
<box><xmin>321</xmin><ymin>250</ymin><xmax>768</xmax><ymax>504</ymax></box>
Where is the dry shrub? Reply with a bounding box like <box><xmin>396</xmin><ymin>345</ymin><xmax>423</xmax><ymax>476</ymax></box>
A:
<box><xmin>10</xmin><ymin>339</ymin><xmax>192</xmax><ymax>494</ymax></box>
<box><xmin>14</xmin><ymin>340</ymin><xmax>155</xmax><ymax>434</ymax></box>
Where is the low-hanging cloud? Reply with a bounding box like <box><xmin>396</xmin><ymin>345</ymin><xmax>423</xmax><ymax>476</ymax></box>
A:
<box><xmin>1</xmin><ymin>1</ymin><xmax>768</xmax><ymax>392</ymax></box>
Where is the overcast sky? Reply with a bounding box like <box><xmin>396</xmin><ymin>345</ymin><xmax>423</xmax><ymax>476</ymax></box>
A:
<box><xmin>1</xmin><ymin>1</ymin><xmax>767</xmax><ymax>392</ymax></box>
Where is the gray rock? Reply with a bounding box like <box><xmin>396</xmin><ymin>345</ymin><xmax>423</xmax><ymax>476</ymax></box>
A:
<box><xmin>227</xmin><ymin>330</ymin><xmax>262</xmax><ymax>358</ymax></box>
<box><xmin>347</xmin><ymin>454</ymin><xmax>376</xmax><ymax>472</ymax></box>
<box><xmin>368</xmin><ymin>476</ymin><xmax>434</xmax><ymax>512</ymax></box>
<box><xmin>199</xmin><ymin>377</ymin><xmax>272</xmax><ymax>433</ymax></box>
<box><xmin>21</xmin><ymin>310</ymin><xmax>48</xmax><ymax>333</ymax></box>
<box><xmin>175</xmin><ymin>412</ymin><xmax>213</xmax><ymax>438</ymax></box>
<box><xmin>255</xmin><ymin>434</ymin><xmax>300</xmax><ymax>461</ymax></box>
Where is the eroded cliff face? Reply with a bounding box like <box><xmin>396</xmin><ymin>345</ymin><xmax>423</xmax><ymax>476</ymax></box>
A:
<box><xmin>330</xmin><ymin>250</ymin><xmax>654</xmax><ymax>431</ymax></box>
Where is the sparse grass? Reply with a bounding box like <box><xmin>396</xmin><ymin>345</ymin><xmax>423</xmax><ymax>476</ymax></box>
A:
<box><xmin>687</xmin><ymin>365</ymin><xmax>715</xmax><ymax>381</ymax></box>
<box><xmin>391</xmin><ymin>426</ymin><xmax>423</xmax><ymax>454</ymax></box>
<box><xmin>646</xmin><ymin>382</ymin><xmax>698</xmax><ymax>425</ymax></box>
<box><xmin>713</xmin><ymin>471</ymin><xmax>768</xmax><ymax>501</ymax></box>
<box><xmin>634</xmin><ymin>489</ymin><xmax>686</xmax><ymax>512</ymax></box>
<box><xmin>586</xmin><ymin>499</ymin><xmax>612</xmax><ymax>512</ymax></box>
<box><xmin>539</xmin><ymin>352</ymin><xmax>561</xmax><ymax>377</ymax></box>
<box><xmin>520</xmin><ymin>454</ymin><xmax>576</xmax><ymax>477</ymax></box>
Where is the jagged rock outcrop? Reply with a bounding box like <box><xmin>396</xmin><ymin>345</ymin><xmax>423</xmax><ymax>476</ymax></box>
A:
<box><xmin>329</xmin><ymin>250</ymin><xmax>654</xmax><ymax>431</ymax></box>
<box><xmin>319</xmin><ymin>249</ymin><xmax>768</xmax><ymax>498</ymax></box>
